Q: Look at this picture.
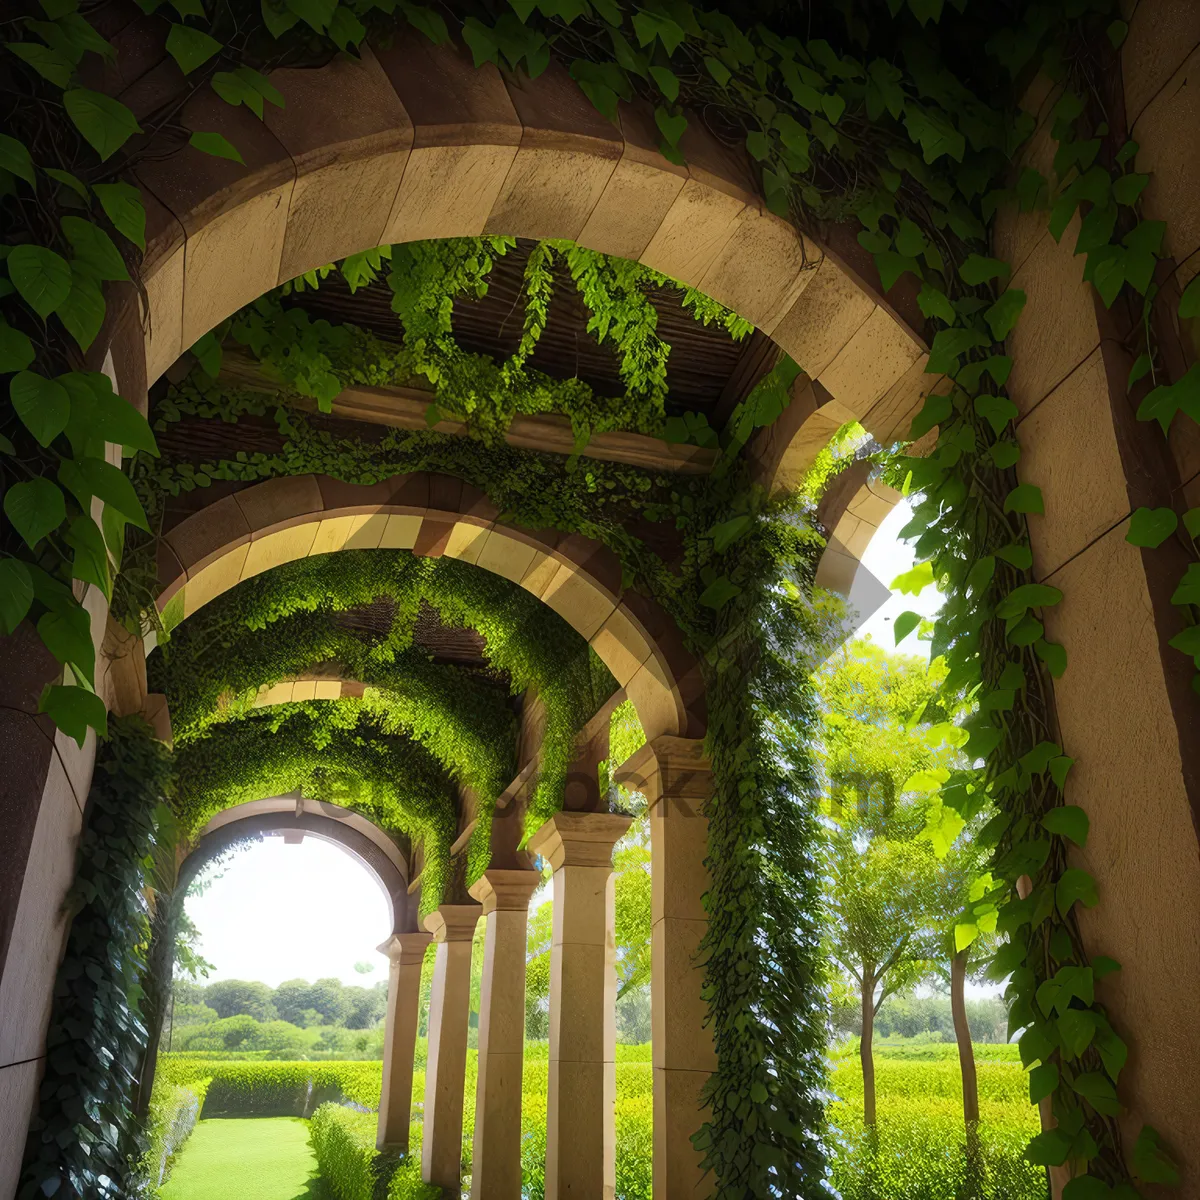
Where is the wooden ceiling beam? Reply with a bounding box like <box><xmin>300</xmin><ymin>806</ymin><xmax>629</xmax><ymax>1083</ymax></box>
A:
<box><xmin>218</xmin><ymin>353</ymin><xmax>717</xmax><ymax>475</ymax></box>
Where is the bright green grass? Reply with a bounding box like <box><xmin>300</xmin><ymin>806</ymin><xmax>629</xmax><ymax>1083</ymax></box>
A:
<box><xmin>160</xmin><ymin>1118</ymin><xmax>324</xmax><ymax>1200</ymax></box>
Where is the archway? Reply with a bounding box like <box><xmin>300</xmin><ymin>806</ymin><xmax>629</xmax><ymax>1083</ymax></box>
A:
<box><xmin>4</xmin><ymin>10</ymin><xmax>1200</xmax><ymax>1200</ymax></box>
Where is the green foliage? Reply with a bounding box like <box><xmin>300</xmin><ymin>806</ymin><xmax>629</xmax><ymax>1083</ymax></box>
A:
<box><xmin>19</xmin><ymin>718</ymin><xmax>173</xmax><ymax>1200</ymax></box>
<box><xmin>157</xmin><ymin>1057</ymin><xmax>383</xmax><ymax>1115</ymax></box>
<box><xmin>142</xmin><ymin>1080</ymin><xmax>211</xmax><ymax>1191</ymax></box>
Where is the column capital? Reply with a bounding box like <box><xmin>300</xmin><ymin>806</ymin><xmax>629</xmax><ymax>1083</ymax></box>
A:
<box><xmin>468</xmin><ymin>868</ymin><xmax>541</xmax><ymax>914</ymax></box>
<box><xmin>528</xmin><ymin>811</ymin><xmax>631</xmax><ymax>870</ymax></box>
<box><xmin>424</xmin><ymin>903</ymin><xmax>482</xmax><ymax>942</ymax></box>
<box><xmin>377</xmin><ymin>930</ymin><xmax>433</xmax><ymax>961</ymax></box>
<box><xmin>614</xmin><ymin>736</ymin><xmax>710</xmax><ymax>810</ymax></box>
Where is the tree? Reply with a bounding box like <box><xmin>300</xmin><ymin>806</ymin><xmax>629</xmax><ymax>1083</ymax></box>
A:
<box><xmin>343</xmin><ymin>984</ymin><xmax>387</xmax><ymax>1030</ymax></box>
<box><xmin>817</xmin><ymin>640</ymin><xmax>954</xmax><ymax>1126</ymax></box>
<box><xmin>613</xmin><ymin>817</ymin><xmax>651</xmax><ymax>1000</ymax></box>
<box><xmin>825</xmin><ymin>831</ymin><xmax>940</xmax><ymax>1125</ymax></box>
<box><xmin>272</xmin><ymin>978</ymin><xmax>314</xmax><ymax>1024</ymax></box>
<box><xmin>308</xmin><ymin>978</ymin><xmax>350</xmax><ymax>1025</ymax></box>
<box><xmin>203</xmin><ymin>979</ymin><xmax>278</xmax><ymax>1021</ymax></box>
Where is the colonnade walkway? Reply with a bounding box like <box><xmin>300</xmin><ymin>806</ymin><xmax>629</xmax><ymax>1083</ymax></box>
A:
<box><xmin>160</xmin><ymin>1118</ymin><xmax>322</xmax><ymax>1200</ymax></box>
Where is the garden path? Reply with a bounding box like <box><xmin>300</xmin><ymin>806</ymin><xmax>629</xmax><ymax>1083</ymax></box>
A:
<box><xmin>160</xmin><ymin>1117</ymin><xmax>323</xmax><ymax>1200</ymax></box>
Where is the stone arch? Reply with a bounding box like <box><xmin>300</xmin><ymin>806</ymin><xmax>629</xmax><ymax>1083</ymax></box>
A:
<box><xmin>102</xmin><ymin>33</ymin><xmax>929</xmax><ymax>455</ymax></box>
<box><xmin>153</xmin><ymin>471</ymin><xmax>701</xmax><ymax>744</ymax></box>
<box><xmin>811</xmin><ymin>459</ymin><xmax>903</xmax><ymax>597</ymax></box>
<box><xmin>179</xmin><ymin>798</ymin><xmax>414</xmax><ymax>936</ymax></box>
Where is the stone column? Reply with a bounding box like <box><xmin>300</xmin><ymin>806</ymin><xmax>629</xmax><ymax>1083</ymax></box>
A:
<box><xmin>421</xmin><ymin>904</ymin><xmax>480</xmax><ymax>1192</ymax></box>
<box><xmin>467</xmin><ymin>869</ymin><xmax>542</xmax><ymax>1200</ymax></box>
<box><xmin>616</xmin><ymin>736</ymin><xmax>715</xmax><ymax>1199</ymax></box>
<box><xmin>528</xmin><ymin>812</ymin><xmax>631</xmax><ymax>1200</ymax></box>
<box><xmin>376</xmin><ymin>930</ymin><xmax>432</xmax><ymax>1152</ymax></box>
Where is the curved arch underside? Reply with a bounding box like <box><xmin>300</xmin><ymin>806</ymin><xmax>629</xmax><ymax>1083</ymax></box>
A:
<box><xmin>182</xmin><ymin>801</ymin><xmax>413</xmax><ymax>935</ymax></box>
<box><xmin>116</xmin><ymin>34</ymin><xmax>935</xmax><ymax>524</ymax></box>
<box><xmin>153</xmin><ymin>472</ymin><xmax>703</xmax><ymax>743</ymax></box>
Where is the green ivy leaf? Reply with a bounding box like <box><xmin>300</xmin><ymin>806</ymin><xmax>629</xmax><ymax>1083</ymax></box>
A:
<box><xmin>1028</xmin><ymin>1060</ymin><xmax>1058</xmax><ymax>1104</ymax></box>
<box><xmin>973</xmin><ymin>394</ymin><xmax>1018</xmax><ymax>436</ymax></box>
<box><xmin>286</xmin><ymin>0</ymin><xmax>337</xmax><ymax>33</ymax></box>
<box><xmin>1093</xmin><ymin>955</ymin><xmax>1121</xmax><ymax>980</ymax></box>
<box><xmin>56</xmin><ymin>266</ymin><xmax>106</xmax><ymax>351</ymax></box>
<box><xmin>1133</xmin><ymin>1125</ymin><xmax>1180</xmax><ymax>1184</ymax></box>
<box><xmin>1056</xmin><ymin>868</ymin><xmax>1099</xmax><ymax>916</ymax></box>
<box><xmin>38</xmin><ymin>601</ymin><xmax>96</xmax><ymax>684</ymax></box>
<box><xmin>58</xmin><ymin>456</ymin><xmax>150</xmax><ymax>531</ymax></box>
<box><xmin>709</xmin><ymin>515</ymin><xmax>752</xmax><ymax>553</ymax></box>
<box><xmin>61</xmin><ymin>371</ymin><xmax>158</xmax><ymax>456</ymax></box>
<box><xmin>189</xmin><ymin>131</ymin><xmax>244</xmax><ymax>163</ymax></box>
<box><xmin>1035</xmin><ymin>639</ymin><xmax>1068</xmax><ymax>678</ymax></box>
<box><xmin>996</xmin><ymin>542</ymin><xmax>1032</xmax><ymax>569</ymax></box>
<box><xmin>6</xmin><ymin>40</ymin><xmax>75</xmax><ymax>88</ymax></box>
<box><xmin>1127</xmin><ymin>352</ymin><xmax>1152</xmax><ymax>390</ymax></box>
<box><xmin>649</xmin><ymin>65</ymin><xmax>680</xmax><ymax>103</ymax></box>
<box><xmin>11</xmin><ymin>371</ymin><xmax>70</xmax><ymax>446</ymax></box>
<box><xmin>1062</xmin><ymin>1177</ymin><xmax>1114</xmax><ymax>1200</ymax></box>
<box><xmin>328</xmin><ymin>6</ymin><xmax>367</xmax><ymax>51</ymax></box>
<box><xmin>61</xmin><ymin>215</ymin><xmax>130</xmax><ymax>281</ymax></box>
<box><xmin>65</xmin><ymin>514</ymin><xmax>111</xmax><ymax>600</ymax></box>
<box><xmin>40</xmin><ymin>682</ymin><xmax>107</xmax><ymax>746</ymax></box>
<box><xmin>7</xmin><ymin>244</ymin><xmax>72</xmax><ymax>318</ymax></box>
<box><xmin>917</xmin><ymin>284</ymin><xmax>956</xmax><ymax>325</ymax></box>
<box><xmin>1170</xmin><ymin>563</ymin><xmax>1200</xmax><ymax>606</ymax></box>
<box><xmin>654</xmin><ymin>106</ymin><xmax>687</xmax><ymax>149</ymax></box>
<box><xmin>261</xmin><ymin>0</ymin><xmax>300</xmax><ymax>37</ymax></box>
<box><xmin>1107</xmin><ymin>19</ymin><xmax>1129</xmax><ymax>48</ymax></box>
<box><xmin>4</xmin><ymin>478</ymin><xmax>66</xmax><ymax>548</ymax></box>
<box><xmin>632</xmin><ymin>10</ymin><xmax>686</xmax><ymax>55</ymax></box>
<box><xmin>0</xmin><ymin>559</ymin><xmax>34</xmax><ymax>635</ymax></box>
<box><xmin>704</xmin><ymin>55</ymin><xmax>731</xmax><ymax>87</ymax></box>
<box><xmin>699</xmin><ymin>576</ymin><xmax>742</xmax><ymax>610</ymax></box>
<box><xmin>1071</xmin><ymin>1071</ymin><xmax>1120</xmax><ymax>1116</ymax></box>
<box><xmin>1041</xmin><ymin>805</ymin><xmax>1088</xmax><ymax>847</ymax></box>
<box><xmin>63</xmin><ymin>89</ymin><xmax>141</xmax><ymax>161</ymax></box>
<box><xmin>1025</xmin><ymin>1127</ymin><xmax>1072</xmax><ymax>1167</ymax></box>
<box><xmin>1049</xmin><ymin>754</ymin><xmax>1075</xmax><ymax>789</ymax></box>
<box><xmin>995</xmin><ymin>583</ymin><xmax>1062</xmax><ymax>620</ymax></box>
<box><xmin>891</xmin><ymin>560</ymin><xmax>934</xmax><ymax>596</ymax></box>
<box><xmin>44</xmin><ymin>167</ymin><xmax>89</xmax><ymax>200</ymax></box>
<box><xmin>1167</xmin><ymin>623</ymin><xmax>1200</xmax><ymax>657</ymax></box>
<box><xmin>959</xmin><ymin>254</ymin><xmax>1011</xmax><ymax>286</ymax></box>
<box><xmin>990</xmin><ymin>441</ymin><xmax>1021</xmax><ymax>469</ymax></box>
<box><xmin>1184</xmin><ymin>508</ymin><xmax>1200</xmax><ymax>539</ymax></box>
<box><xmin>1003</xmin><ymin>484</ymin><xmax>1043</xmax><ymax>515</ymax></box>
<box><xmin>93</xmin><ymin>182</ymin><xmax>147</xmax><ymax>250</ymax></box>
<box><xmin>894</xmin><ymin>610</ymin><xmax>922</xmax><ymax>645</ymax></box>
<box><xmin>165</xmin><ymin>22</ymin><xmax>222</xmax><ymax>74</ymax></box>
<box><xmin>984</xmin><ymin>289</ymin><xmax>1026</xmax><ymax>341</ymax></box>
<box><xmin>1126</xmin><ymin>506</ymin><xmax>1178</xmax><ymax>548</ymax></box>
<box><xmin>0</xmin><ymin>319</ymin><xmax>35</xmax><ymax>373</ymax></box>
<box><xmin>0</xmin><ymin>133</ymin><xmax>34</xmax><ymax>187</ymax></box>
<box><xmin>909</xmin><ymin>391</ymin><xmax>952</xmax><ymax>439</ymax></box>
<box><xmin>926</xmin><ymin>327</ymin><xmax>988</xmax><ymax>375</ymax></box>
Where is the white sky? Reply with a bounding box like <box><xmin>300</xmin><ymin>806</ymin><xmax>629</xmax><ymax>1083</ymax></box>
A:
<box><xmin>183</xmin><ymin>837</ymin><xmax>392</xmax><ymax>988</ymax></box>
<box><xmin>851</xmin><ymin>497</ymin><xmax>945</xmax><ymax>660</ymax></box>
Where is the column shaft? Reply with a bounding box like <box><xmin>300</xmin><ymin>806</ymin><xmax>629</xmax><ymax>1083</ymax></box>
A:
<box><xmin>529</xmin><ymin>812</ymin><xmax>631</xmax><ymax>1200</ymax></box>
<box><xmin>377</xmin><ymin>931</ymin><xmax>432</xmax><ymax>1152</ymax></box>
<box><xmin>468</xmin><ymin>870</ymin><xmax>541</xmax><ymax>1200</ymax></box>
<box><xmin>618</xmin><ymin>736</ymin><xmax>715</xmax><ymax>1199</ymax></box>
<box><xmin>421</xmin><ymin>905</ymin><xmax>480</xmax><ymax>1192</ymax></box>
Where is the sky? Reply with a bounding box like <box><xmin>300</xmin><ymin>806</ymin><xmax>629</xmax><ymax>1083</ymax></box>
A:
<box><xmin>851</xmin><ymin>496</ymin><xmax>945</xmax><ymax>660</ymax></box>
<box><xmin>183</xmin><ymin>836</ymin><xmax>392</xmax><ymax>988</ymax></box>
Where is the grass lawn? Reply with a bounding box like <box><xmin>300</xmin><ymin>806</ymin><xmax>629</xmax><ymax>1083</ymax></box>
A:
<box><xmin>161</xmin><ymin>1117</ymin><xmax>323</xmax><ymax>1200</ymax></box>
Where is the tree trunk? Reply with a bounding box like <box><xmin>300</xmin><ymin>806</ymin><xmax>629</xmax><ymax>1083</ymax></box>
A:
<box><xmin>861</xmin><ymin>972</ymin><xmax>877</xmax><ymax>1127</ymax></box>
<box><xmin>951</xmin><ymin>951</ymin><xmax>979</xmax><ymax>1123</ymax></box>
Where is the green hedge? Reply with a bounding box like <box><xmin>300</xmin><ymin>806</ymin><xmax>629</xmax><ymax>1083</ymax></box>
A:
<box><xmin>157</xmin><ymin>1056</ymin><xmax>383</xmax><ymax>1116</ymax></box>
<box><xmin>141</xmin><ymin>1078</ymin><xmax>211</xmax><ymax>1189</ymax></box>
<box><xmin>310</xmin><ymin>1103</ymin><xmax>439</xmax><ymax>1200</ymax></box>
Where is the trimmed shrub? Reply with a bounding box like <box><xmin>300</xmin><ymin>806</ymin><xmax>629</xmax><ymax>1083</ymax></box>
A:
<box><xmin>157</xmin><ymin>1056</ymin><xmax>383</xmax><ymax>1115</ymax></box>
<box><xmin>310</xmin><ymin>1102</ymin><xmax>438</xmax><ymax>1200</ymax></box>
<box><xmin>141</xmin><ymin>1078</ymin><xmax>210</xmax><ymax>1189</ymax></box>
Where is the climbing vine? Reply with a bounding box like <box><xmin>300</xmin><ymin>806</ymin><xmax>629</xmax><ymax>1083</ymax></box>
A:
<box><xmin>4</xmin><ymin>0</ymin><xmax>1196</xmax><ymax>1197</ymax></box>
<box><xmin>18</xmin><ymin>717</ymin><xmax>172</xmax><ymax>1200</ymax></box>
